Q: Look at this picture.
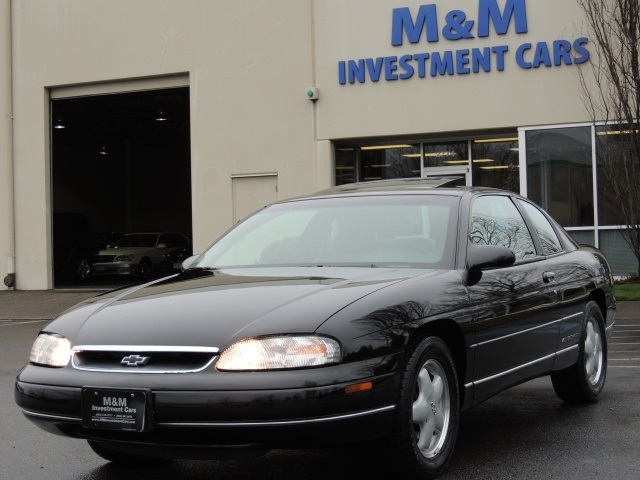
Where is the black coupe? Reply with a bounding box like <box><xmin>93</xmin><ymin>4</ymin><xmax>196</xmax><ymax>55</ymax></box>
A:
<box><xmin>15</xmin><ymin>179</ymin><xmax>616</xmax><ymax>478</ymax></box>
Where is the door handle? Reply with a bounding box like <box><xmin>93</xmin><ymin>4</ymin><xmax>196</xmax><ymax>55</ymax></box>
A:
<box><xmin>543</xmin><ymin>271</ymin><xmax>555</xmax><ymax>283</ymax></box>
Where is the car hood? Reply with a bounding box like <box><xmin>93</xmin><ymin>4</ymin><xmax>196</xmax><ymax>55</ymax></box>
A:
<box><xmin>47</xmin><ymin>267</ymin><xmax>439</xmax><ymax>349</ymax></box>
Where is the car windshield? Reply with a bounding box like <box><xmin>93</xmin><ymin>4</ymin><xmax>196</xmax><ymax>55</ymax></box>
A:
<box><xmin>114</xmin><ymin>234</ymin><xmax>158</xmax><ymax>248</ymax></box>
<box><xmin>193</xmin><ymin>195</ymin><xmax>459</xmax><ymax>269</ymax></box>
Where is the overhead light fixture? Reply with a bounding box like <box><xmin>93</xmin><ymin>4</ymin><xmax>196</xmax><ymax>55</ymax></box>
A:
<box><xmin>99</xmin><ymin>145</ymin><xmax>108</xmax><ymax>155</ymax></box>
<box><xmin>472</xmin><ymin>159</ymin><xmax>495</xmax><ymax>163</ymax></box>
<box><xmin>370</xmin><ymin>164</ymin><xmax>391</xmax><ymax>168</ymax></box>
<box><xmin>335</xmin><ymin>166</ymin><xmax>354</xmax><ymax>170</ymax></box>
<box><xmin>480</xmin><ymin>165</ymin><xmax>518</xmax><ymax>170</ymax></box>
<box><xmin>474</xmin><ymin>137</ymin><xmax>519</xmax><ymax>143</ymax></box>
<box><xmin>402</xmin><ymin>154</ymin><xmax>422</xmax><ymax>158</ymax></box>
<box><xmin>510</xmin><ymin>148</ymin><xmax>520</xmax><ymax>152</ymax></box>
<box><xmin>443</xmin><ymin>160</ymin><xmax>470</xmax><ymax>165</ymax></box>
<box><xmin>156</xmin><ymin>109</ymin><xmax>167</xmax><ymax>121</ymax></box>
<box><xmin>361</xmin><ymin>144</ymin><xmax>413</xmax><ymax>150</ymax></box>
<box><xmin>53</xmin><ymin>118</ymin><xmax>65</xmax><ymax>129</ymax></box>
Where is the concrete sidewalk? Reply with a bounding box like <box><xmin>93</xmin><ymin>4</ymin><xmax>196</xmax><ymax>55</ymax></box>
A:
<box><xmin>0</xmin><ymin>290</ymin><xmax>106</xmax><ymax>321</ymax></box>
<box><xmin>1</xmin><ymin>288</ymin><xmax>640</xmax><ymax>322</ymax></box>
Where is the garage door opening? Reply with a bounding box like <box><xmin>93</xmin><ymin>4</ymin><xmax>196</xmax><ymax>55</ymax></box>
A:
<box><xmin>51</xmin><ymin>87</ymin><xmax>192</xmax><ymax>288</ymax></box>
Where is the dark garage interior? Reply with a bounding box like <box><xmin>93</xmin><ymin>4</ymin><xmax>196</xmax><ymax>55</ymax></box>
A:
<box><xmin>51</xmin><ymin>87</ymin><xmax>192</xmax><ymax>288</ymax></box>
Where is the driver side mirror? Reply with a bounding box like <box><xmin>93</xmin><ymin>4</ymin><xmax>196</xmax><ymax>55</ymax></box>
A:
<box><xmin>466</xmin><ymin>244</ymin><xmax>515</xmax><ymax>271</ymax></box>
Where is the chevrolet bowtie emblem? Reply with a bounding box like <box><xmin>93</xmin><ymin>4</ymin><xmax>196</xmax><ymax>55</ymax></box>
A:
<box><xmin>121</xmin><ymin>354</ymin><xmax>150</xmax><ymax>367</ymax></box>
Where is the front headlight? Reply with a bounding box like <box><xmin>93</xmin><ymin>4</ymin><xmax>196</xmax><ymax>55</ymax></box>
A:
<box><xmin>115</xmin><ymin>254</ymin><xmax>135</xmax><ymax>262</ymax></box>
<box><xmin>29</xmin><ymin>333</ymin><xmax>71</xmax><ymax>367</ymax></box>
<box><xmin>216</xmin><ymin>335</ymin><xmax>341</xmax><ymax>371</ymax></box>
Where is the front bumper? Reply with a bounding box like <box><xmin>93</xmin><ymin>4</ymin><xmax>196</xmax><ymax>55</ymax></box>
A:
<box><xmin>91</xmin><ymin>262</ymin><xmax>137</xmax><ymax>275</ymax></box>
<box><xmin>15</xmin><ymin>357</ymin><xmax>400</xmax><ymax>457</ymax></box>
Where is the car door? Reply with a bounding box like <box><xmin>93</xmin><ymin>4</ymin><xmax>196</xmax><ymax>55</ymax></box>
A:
<box><xmin>515</xmin><ymin>198</ymin><xmax>592</xmax><ymax>366</ymax></box>
<box><xmin>466</xmin><ymin>194</ymin><xmax>559</xmax><ymax>402</ymax></box>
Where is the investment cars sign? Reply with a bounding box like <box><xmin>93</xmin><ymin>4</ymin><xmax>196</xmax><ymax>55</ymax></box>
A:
<box><xmin>337</xmin><ymin>0</ymin><xmax>590</xmax><ymax>85</ymax></box>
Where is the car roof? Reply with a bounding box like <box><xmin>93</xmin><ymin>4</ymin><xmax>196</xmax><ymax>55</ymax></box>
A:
<box><xmin>282</xmin><ymin>178</ymin><xmax>509</xmax><ymax>202</ymax></box>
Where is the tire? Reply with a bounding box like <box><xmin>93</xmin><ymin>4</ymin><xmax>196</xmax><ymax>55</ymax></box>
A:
<box><xmin>138</xmin><ymin>258</ymin><xmax>152</xmax><ymax>280</ymax></box>
<box><xmin>551</xmin><ymin>301</ymin><xmax>607</xmax><ymax>403</ymax></box>
<box><xmin>75</xmin><ymin>257</ymin><xmax>91</xmax><ymax>282</ymax></box>
<box><xmin>389</xmin><ymin>336</ymin><xmax>460</xmax><ymax>479</ymax></box>
<box><xmin>87</xmin><ymin>440</ymin><xmax>161</xmax><ymax>464</ymax></box>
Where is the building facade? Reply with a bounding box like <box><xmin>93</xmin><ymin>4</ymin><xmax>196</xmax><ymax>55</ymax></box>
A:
<box><xmin>0</xmin><ymin>0</ymin><xmax>635</xmax><ymax>290</ymax></box>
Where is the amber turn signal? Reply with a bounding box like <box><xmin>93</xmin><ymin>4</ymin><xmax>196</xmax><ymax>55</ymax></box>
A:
<box><xmin>345</xmin><ymin>381</ymin><xmax>373</xmax><ymax>394</ymax></box>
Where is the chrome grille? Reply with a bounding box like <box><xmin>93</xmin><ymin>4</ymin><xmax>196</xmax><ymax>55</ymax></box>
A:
<box><xmin>71</xmin><ymin>345</ymin><xmax>219</xmax><ymax>373</ymax></box>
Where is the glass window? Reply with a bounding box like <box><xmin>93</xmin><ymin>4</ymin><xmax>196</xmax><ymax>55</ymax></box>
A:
<box><xmin>517</xmin><ymin>200</ymin><xmax>563</xmax><ymax>255</ymax></box>
<box><xmin>567</xmin><ymin>230</ymin><xmax>595</xmax><ymax>247</ymax></box>
<box><xmin>470</xmin><ymin>196</ymin><xmax>537</xmax><ymax>261</ymax></box>
<box><xmin>335</xmin><ymin>147</ymin><xmax>356</xmax><ymax>186</ymax></box>
<box><xmin>526</xmin><ymin>127</ymin><xmax>593</xmax><ymax>227</ymax></box>
<box><xmin>196</xmin><ymin>195</ymin><xmax>459</xmax><ymax>269</ymax></box>
<box><xmin>423</xmin><ymin>142</ymin><xmax>468</xmax><ymax>168</ymax></box>
<box><xmin>359</xmin><ymin>144</ymin><xmax>420</xmax><ymax>181</ymax></box>
<box><xmin>472</xmin><ymin>137</ymin><xmax>519</xmax><ymax>192</ymax></box>
<box><xmin>595</xmin><ymin>125</ymin><xmax>637</xmax><ymax>226</ymax></box>
<box><xmin>599</xmin><ymin>229</ymin><xmax>638</xmax><ymax>277</ymax></box>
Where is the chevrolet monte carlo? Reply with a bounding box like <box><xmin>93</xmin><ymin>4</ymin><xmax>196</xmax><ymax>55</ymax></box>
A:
<box><xmin>15</xmin><ymin>179</ymin><xmax>616</xmax><ymax>478</ymax></box>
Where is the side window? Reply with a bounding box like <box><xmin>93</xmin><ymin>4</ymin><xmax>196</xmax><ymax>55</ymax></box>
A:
<box><xmin>470</xmin><ymin>196</ymin><xmax>537</xmax><ymax>261</ymax></box>
<box><xmin>517</xmin><ymin>200</ymin><xmax>563</xmax><ymax>255</ymax></box>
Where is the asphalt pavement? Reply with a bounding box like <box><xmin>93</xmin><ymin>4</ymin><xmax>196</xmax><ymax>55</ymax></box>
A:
<box><xmin>2</xmin><ymin>289</ymin><xmax>639</xmax><ymax>479</ymax></box>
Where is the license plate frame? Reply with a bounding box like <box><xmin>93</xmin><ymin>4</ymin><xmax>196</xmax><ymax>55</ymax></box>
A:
<box><xmin>81</xmin><ymin>387</ymin><xmax>149</xmax><ymax>432</ymax></box>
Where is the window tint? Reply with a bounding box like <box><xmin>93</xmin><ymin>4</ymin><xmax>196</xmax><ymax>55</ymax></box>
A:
<box><xmin>517</xmin><ymin>200</ymin><xmax>563</xmax><ymax>255</ymax></box>
<box><xmin>470</xmin><ymin>196</ymin><xmax>536</xmax><ymax>261</ymax></box>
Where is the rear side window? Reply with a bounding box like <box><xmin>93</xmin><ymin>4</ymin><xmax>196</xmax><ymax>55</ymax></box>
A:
<box><xmin>517</xmin><ymin>200</ymin><xmax>563</xmax><ymax>255</ymax></box>
<box><xmin>470</xmin><ymin>195</ymin><xmax>536</xmax><ymax>261</ymax></box>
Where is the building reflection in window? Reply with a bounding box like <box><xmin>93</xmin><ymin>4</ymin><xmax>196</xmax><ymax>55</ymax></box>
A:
<box><xmin>526</xmin><ymin>127</ymin><xmax>593</xmax><ymax>227</ymax></box>
<box><xmin>423</xmin><ymin>142</ymin><xmax>468</xmax><ymax>168</ymax></box>
<box><xmin>358</xmin><ymin>144</ymin><xmax>421</xmax><ymax>181</ymax></box>
<box><xmin>471</xmin><ymin>137</ymin><xmax>519</xmax><ymax>193</ymax></box>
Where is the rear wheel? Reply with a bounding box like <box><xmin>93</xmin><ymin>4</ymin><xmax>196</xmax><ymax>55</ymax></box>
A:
<box><xmin>389</xmin><ymin>336</ymin><xmax>459</xmax><ymax>479</ymax></box>
<box><xmin>551</xmin><ymin>301</ymin><xmax>607</xmax><ymax>403</ymax></box>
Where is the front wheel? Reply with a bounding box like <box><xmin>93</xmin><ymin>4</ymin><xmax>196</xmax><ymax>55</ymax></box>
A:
<box><xmin>138</xmin><ymin>258</ymin><xmax>152</xmax><ymax>280</ymax></box>
<box><xmin>390</xmin><ymin>336</ymin><xmax>460</xmax><ymax>479</ymax></box>
<box><xmin>75</xmin><ymin>257</ymin><xmax>91</xmax><ymax>281</ymax></box>
<box><xmin>551</xmin><ymin>301</ymin><xmax>607</xmax><ymax>403</ymax></box>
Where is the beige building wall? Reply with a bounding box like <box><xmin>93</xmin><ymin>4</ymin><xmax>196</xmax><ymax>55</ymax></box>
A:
<box><xmin>3</xmin><ymin>0</ymin><xmax>600</xmax><ymax>290</ymax></box>
<box><xmin>9</xmin><ymin>0</ymin><xmax>317</xmax><ymax>290</ymax></box>
<box><xmin>1</xmin><ymin>0</ymin><xmax>13</xmax><ymax>291</ymax></box>
<box><xmin>314</xmin><ymin>0</ymin><xmax>593</xmax><ymax>140</ymax></box>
